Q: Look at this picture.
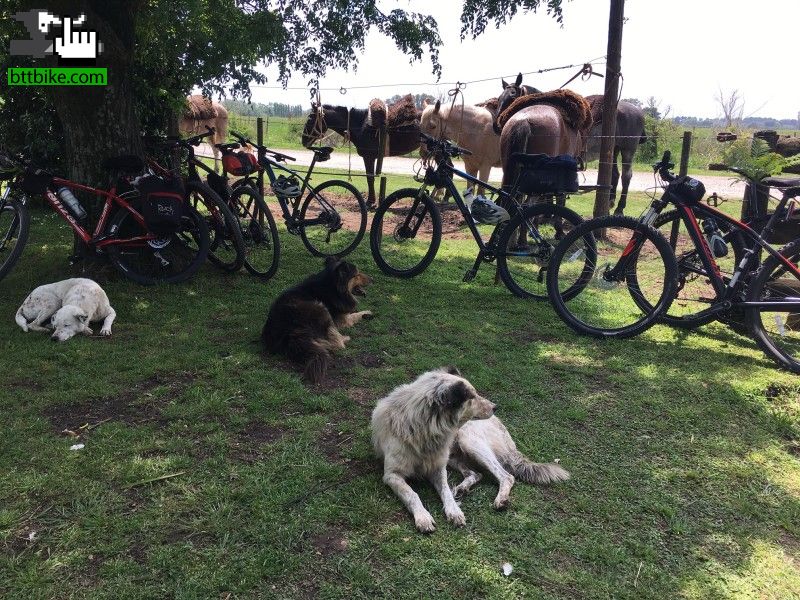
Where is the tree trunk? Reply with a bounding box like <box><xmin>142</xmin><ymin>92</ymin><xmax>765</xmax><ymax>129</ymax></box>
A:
<box><xmin>46</xmin><ymin>1</ymin><xmax>145</xmax><ymax>258</ymax></box>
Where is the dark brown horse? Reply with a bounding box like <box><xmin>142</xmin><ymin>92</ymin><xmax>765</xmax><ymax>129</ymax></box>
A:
<box><xmin>493</xmin><ymin>73</ymin><xmax>541</xmax><ymax>134</ymax></box>
<box><xmin>301</xmin><ymin>95</ymin><xmax>421</xmax><ymax>206</ymax></box>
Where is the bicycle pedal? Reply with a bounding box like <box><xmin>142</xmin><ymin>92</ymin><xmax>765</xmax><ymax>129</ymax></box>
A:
<box><xmin>463</xmin><ymin>268</ymin><xmax>477</xmax><ymax>282</ymax></box>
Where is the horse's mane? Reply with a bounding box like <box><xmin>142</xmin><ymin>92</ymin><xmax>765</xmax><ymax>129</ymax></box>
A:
<box><xmin>477</xmin><ymin>97</ymin><xmax>499</xmax><ymax>112</ymax></box>
<box><xmin>386</xmin><ymin>94</ymin><xmax>419</xmax><ymax>129</ymax></box>
<box><xmin>497</xmin><ymin>89</ymin><xmax>592</xmax><ymax>137</ymax></box>
<box><xmin>585</xmin><ymin>94</ymin><xmax>604</xmax><ymax>128</ymax></box>
<box><xmin>184</xmin><ymin>95</ymin><xmax>218</xmax><ymax>121</ymax></box>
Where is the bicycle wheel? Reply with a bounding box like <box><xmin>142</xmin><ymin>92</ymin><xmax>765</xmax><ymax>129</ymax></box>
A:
<box><xmin>643</xmin><ymin>210</ymin><xmax>747</xmax><ymax>329</ymax></box>
<box><xmin>496</xmin><ymin>202</ymin><xmax>589</xmax><ymax>300</ymax></box>
<box><xmin>230</xmin><ymin>184</ymin><xmax>280</xmax><ymax>280</ymax></box>
<box><xmin>299</xmin><ymin>179</ymin><xmax>367</xmax><ymax>257</ymax></box>
<box><xmin>186</xmin><ymin>180</ymin><xmax>245</xmax><ymax>272</ymax></box>
<box><xmin>546</xmin><ymin>215</ymin><xmax>678</xmax><ymax>338</ymax></box>
<box><xmin>370</xmin><ymin>187</ymin><xmax>442</xmax><ymax>278</ymax></box>
<box><xmin>106</xmin><ymin>201</ymin><xmax>210</xmax><ymax>285</ymax></box>
<box><xmin>0</xmin><ymin>196</ymin><xmax>30</xmax><ymax>282</ymax></box>
<box><xmin>747</xmin><ymin>238</ymin><xmax>800</xmax><ymax>373</ymax></box>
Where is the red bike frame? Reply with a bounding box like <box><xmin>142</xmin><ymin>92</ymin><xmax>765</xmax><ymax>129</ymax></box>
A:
<box><xmin>47</xmin><ymin>177</ymin><xmax>154</xmax><ymax>248</ymax></box>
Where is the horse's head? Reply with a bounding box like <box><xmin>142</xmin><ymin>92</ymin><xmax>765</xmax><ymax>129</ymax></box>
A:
<box><xmin>420</xmin><ymin>99</ymin><xmax>446</xmax><ymax>137</ymax></box>
<box><xmin>496</xmin><ymin>73</ymin><xmax>541</xmax><ymax>134</ymax></box>
<box><xmin>301</xmin><ymin>104</ymin><xmax>327</xmax><ymax>148</ymax></box>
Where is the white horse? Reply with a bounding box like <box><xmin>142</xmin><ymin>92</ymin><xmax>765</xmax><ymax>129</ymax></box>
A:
<box><xmin>179</xmin><ymin>95</ymin><xmax>229</xmax><ymax>172</ymax></box>
<box><xmin>420</xmin><ymin>99</ymin><xmax>500</xmax><ymax>195</ymax></box>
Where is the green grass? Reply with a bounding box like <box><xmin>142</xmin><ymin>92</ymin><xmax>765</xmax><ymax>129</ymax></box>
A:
<box><xmin>1</xmin><ymin>195</ymin><xmax>799</xmax><ymax>599</ymax></box>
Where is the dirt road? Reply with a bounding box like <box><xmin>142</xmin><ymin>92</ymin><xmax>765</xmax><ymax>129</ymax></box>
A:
<box><xmin>199</xmin><ymin>144</ymin><xmax>748</xmax><ymax>198</ymax></box>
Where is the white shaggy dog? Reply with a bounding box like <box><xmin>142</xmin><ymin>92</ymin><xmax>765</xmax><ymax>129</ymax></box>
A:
<box><xmin>371</xmin><ymin>367</ymin><xmax>570</xmax><ymax>532</ymax></box>
<box><xmin>15</xmin><ymin>278</ymin><xmax>116</xmax><ymax>342</ymax></box>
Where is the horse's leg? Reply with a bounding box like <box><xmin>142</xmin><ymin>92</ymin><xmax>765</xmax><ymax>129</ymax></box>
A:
<box><xmin>364</xmin><ymin>155</ymin><xmax>376</xmax><ymax>207</ymax></box>
<box><xmin>615</xmin><ymin>148</ymin><xmax>634</xmax><ymax>216</ymax></box>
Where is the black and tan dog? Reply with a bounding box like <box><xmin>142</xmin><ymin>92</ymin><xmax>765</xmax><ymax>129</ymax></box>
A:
<box><xmin>261</xmin><ymin>257</ymin><xmax>373</xmax><ymax>384</ymax></box>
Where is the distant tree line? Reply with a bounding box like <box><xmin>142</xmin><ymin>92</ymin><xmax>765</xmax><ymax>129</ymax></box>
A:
<box><xmin>671</xmin><ymin>116</ymin><xmax>799</xmax><ymax>130</ymax></box>
<box><xmin>222</xmin><ymin>100</ymin><xmax>305</xmax><ymax>118</ymax></box>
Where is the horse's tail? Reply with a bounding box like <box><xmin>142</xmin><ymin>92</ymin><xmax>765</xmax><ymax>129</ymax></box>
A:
<box><xmin>500</xmin><ymin>121</ymin><xmax>530</xmax><ymax>189</ymax></box>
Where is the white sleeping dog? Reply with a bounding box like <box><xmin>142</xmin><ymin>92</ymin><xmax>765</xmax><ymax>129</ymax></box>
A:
<box><xmin>371</xmin><ymin>367</ymin><xmax>570</xmax><ymax>532</ymax></box>
<box><xmin>15</xmin><ymin>278</ymin><xmax>116</xmax><ymax>342</ymax></box>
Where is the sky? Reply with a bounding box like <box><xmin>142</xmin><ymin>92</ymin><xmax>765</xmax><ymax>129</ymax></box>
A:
<box><xmin>248</xmin><ymin>0</ymin><xmax>800</xmax><ymax>121</ymax></box>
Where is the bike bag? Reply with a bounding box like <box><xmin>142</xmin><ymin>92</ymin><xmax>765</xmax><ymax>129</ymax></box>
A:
<box><xmin>663</xmin><ymin>176</ymin><xmax>705</xmax><ymax>205</ymax></box>
<box><xmin>20</xmin><ymin>168</ymin><xmax>52</xmax><ymax>195</ymax></box>
<box><xmin>514</xmin><ymin>154</ymin><xmax>579</xmax><ymax>194</ymax></box>
<box><xmin>222</xmin><ymin>151</ymin><xmax>259</xmax><ymax>176</ymax></box>
<box><xmin>134</xmin><ymin>174</ymin><xmax>186</xmax><ymax>237</ymax></box>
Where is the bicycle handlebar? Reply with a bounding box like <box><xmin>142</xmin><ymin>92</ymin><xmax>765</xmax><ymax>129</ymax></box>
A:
<box><xmin>229</xmin><ymin>130</ymin><xmax>296</xmax><ymax>162</ymax></box>
<box><xmin>419</xmin><ymin>132</ymin><xmax>473</xmax><ymax>158</ymax></box>
<box><xmin>652</xmin><ymin>150</ymin><xmax>677</xmax><ymax>182</ymax></box>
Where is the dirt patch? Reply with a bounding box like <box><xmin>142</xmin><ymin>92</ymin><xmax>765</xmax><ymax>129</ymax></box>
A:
<box><xmin>510</xmin><ymin>329</ymin><xmax>561</xmax><ymax>345</ymax></box>
<box><xmin>229</xmin><ymin>421</ymin><xmax>288</xmax><ymax>463</ymax></box>
<box><xmin>44</xmin><ymin>371</ymin><xmax>201</xmax><ymax>434</ymax></box>
<box><xmin>309</xmin><ymin>527</ymin><xmax>349</xmax><ymax>558</ymax></box>
<box><xmin>765</xmin><ymin>383</ymin><xmax>800</xmax><ymax>402</ymax></box>
<box><xmin>7</xmin><ymin>378</ymin><xmax>44</xmax><ymax>393</ymax></box>
<box><xmin>317</xmin><ymin>422</ymin><xmax>371</xmax><ymax>476</ymax></box>
<box><xmin>356</xmin><ymin>352</ymin><xmax>384</xmax><ymax>368</ymax></box>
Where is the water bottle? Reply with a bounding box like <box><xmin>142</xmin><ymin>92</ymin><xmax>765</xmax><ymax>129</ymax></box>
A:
<box><xmin>57</xmin><ymin>187</ymin><xmax>87</xmax><ymax>222</ymax></box>
<box><xmin>702</xmin><ymin>218</ymin><xmax>728</xmax><ymax>258</ymax></box>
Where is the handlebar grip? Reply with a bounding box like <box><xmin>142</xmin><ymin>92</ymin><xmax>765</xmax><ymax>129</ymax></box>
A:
<box><xmin>661</xmin><ymin>150</ymin><xmax>671</xmax><ymax>164</ymax></box>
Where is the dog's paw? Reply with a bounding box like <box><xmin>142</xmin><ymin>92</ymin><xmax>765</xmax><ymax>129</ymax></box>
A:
<box><xmin>414</xmin><ymin>511</ymin><xmax>436</xmax><ymax>533</ymax></box>
<box><xmin>361</xmin><ymin>310</ymin><xmax>374</xmax><ymax>320</ymax></box>
<box><xmin>445</xmin><ymin>506</ymin><xmax>466</xmax><ymax>527</ymax></box>
<box><xmin>100</xmin><ymin>329</ymin><xmax>112</xmax><ymax>337</ymax></box>
<box><xmin>84</xmin><ymin>327</ymin><xmax>94</xmax><ymax>336</ymax></box>
<box><xmin>452</xmin><ymin>484</ymin><xmax>467</xmax><ymax>499</ymax></box>
<box><xmin>493</xmin><ymin>495</ymin><xmax>510</xmax><ymax>511</ymax></box>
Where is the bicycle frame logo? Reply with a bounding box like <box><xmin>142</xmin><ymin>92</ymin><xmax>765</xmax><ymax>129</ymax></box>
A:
<box><xmin>10</xmin><ymin>9</ymin><xmax>103</xmax><ymax>62</ymax></box>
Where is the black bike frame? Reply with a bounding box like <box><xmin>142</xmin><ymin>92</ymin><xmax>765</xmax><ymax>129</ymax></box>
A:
<box><xmin>611</xmin><ymin>190</ymin><xmax>800</xmax><ymax>317</ymax></box>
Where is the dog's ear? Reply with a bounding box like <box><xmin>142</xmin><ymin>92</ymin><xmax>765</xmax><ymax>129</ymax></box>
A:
<box><xmin>438</xmin><ymin>379</ymin><xmax>470</xmax><ymax>409</ymax></box>
<box><xmin>77</xmin><ymin>312</ymin><xmax>89</xmax><ymax>323</ymax></box>
<box><xmin>440</xmin><ymin>365</ymin><xmax>461</xmax><ymax>377</ymax></box>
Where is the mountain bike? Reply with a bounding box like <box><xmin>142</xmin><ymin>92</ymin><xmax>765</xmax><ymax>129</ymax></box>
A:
<box><xmin>148</xmin><ymin>129</ymin><xmax>246</xmax><ymax>273</ymax></box>
<box><xmin>547</xmin><ymin>151</ymin><xmax>800</xmax><ymax>373</ymax></box>
<box><xmin>206</xmin><ymin>141</ymin><xmax>280</xmax><ymax>280</ymax></box>
<box><xmin>229</xmin><ymin>131</ymin><xmax>367</xmax><ymax>258</ymax></box>
<box><xmin>369</xmin><ymin>131</ymin><xmax>593</xmax><ymax>300</ymax></box>
<box><xmin>0</xmin><ymin>153</ymin><xmax>210</xmax><ymax>285</ymax></box>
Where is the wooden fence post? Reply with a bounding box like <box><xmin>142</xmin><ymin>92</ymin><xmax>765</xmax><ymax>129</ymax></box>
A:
<box><xmin>678</xmin><ymin>130</ymin><xmax>692</xmax><ymax>176</ymax></box>
<box><xmin>376</xmin><ymin>127</ymin><xmax>387</xmax><ymax>205</ymax></box>
<box><xmin>257</xmin><ymin>117</ymin><xmax>265</xmax><ymax>195</ymax></box>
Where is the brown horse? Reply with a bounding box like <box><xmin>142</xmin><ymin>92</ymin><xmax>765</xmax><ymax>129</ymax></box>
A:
<box><xmin>301</xmin><ymin>95</ymin><xmax>421</xmax><ymax>206</ymax></box>
<box><xmin>180</xmin><ymin>95</ymin><xmax>229</xmax><ymax>172</ymax></box>
<box><xmin>496</xmin><ymin>89</ymin><xmax>591</xmax><ymax>190</ymax></box>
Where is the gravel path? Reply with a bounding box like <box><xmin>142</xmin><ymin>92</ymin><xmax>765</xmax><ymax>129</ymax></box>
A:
<box><xmin>199</xmin><ymin>144</ymin><xmax>748</xmax><ymax>199</ymax></box>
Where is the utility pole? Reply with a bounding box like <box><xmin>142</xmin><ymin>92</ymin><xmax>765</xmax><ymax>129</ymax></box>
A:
<box><xmin>594</xmin><ymin>0</ymin><xmax>625</xmax><ymax>218</ymax></box>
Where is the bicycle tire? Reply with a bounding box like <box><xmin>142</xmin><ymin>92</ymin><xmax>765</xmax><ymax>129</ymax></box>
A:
<box><xmin>638</xmin><ymin>209</ymin><xmax>747</xmax><ymax>329</ymax></box>
<box><xmin>186</xmin><ymin>180</ymin><xmax>245</xmax><ymax>272</ymax></box>
<box><xmin>746</xmin><ymin>238</ymin><xmax>800</xmax><ymax>373</ymax></box>
<box><xmin>230</xmin><ymin>184</ymin><xmax>281</xmax><ymax>280</ymax></box>
<box><xmin>496</xmin><ymin>202</ymin><xmax>589</xmax><ymax>300</ymax></box>
<box><xmin>0</xmin><ymin>197</ymin><xmax>30</xmax><ymax>282</ymax></box>
<box><xmin>106</xmin><ymin>201</ymin><xmax>210</xmax><ymax>285</ymax></box>
<box><xmin>299</xmin><ymin>179</ymin><xmax>367</xmax><ymax>257</ymax></box>
<box><xmin>370</xmin><ymin>188</ymin><xmax>442</xmax><ymax>278</ymax></box>
<box><xmin>546</xmin><ymin>215</ymin><xmax>679</xmax><ymax>339</ymax></box>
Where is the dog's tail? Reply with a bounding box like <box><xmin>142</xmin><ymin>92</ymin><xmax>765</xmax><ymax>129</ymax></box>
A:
<box><xmin>15</xmin><ymin>306</ymin><xmax>29</xmax><ymax>332</ymax></box>
<box><xmin>303</xmin><ymin>348</ymin><xmax>331</xmax><ymax>384</ymax></box>
<box><xmin>506</xmin><ymin>450</ymin><xmax>570</xmax><ymax>485</ymax></box>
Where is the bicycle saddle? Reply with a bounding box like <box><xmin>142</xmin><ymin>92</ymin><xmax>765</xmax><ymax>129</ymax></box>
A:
<box><xmin>762</xmin><ymin>176</ymin><xmax>800</xmax><ymax>189</ymax></box>
<box><xmin>309</xmin><ymin>146</ymin><xmax>333</xmax><ymax>162</ymax></box>
<box><xmin>103</xmin><ymin>155</ymin><xmax>145</xmax><ymax>173</ymax></box>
